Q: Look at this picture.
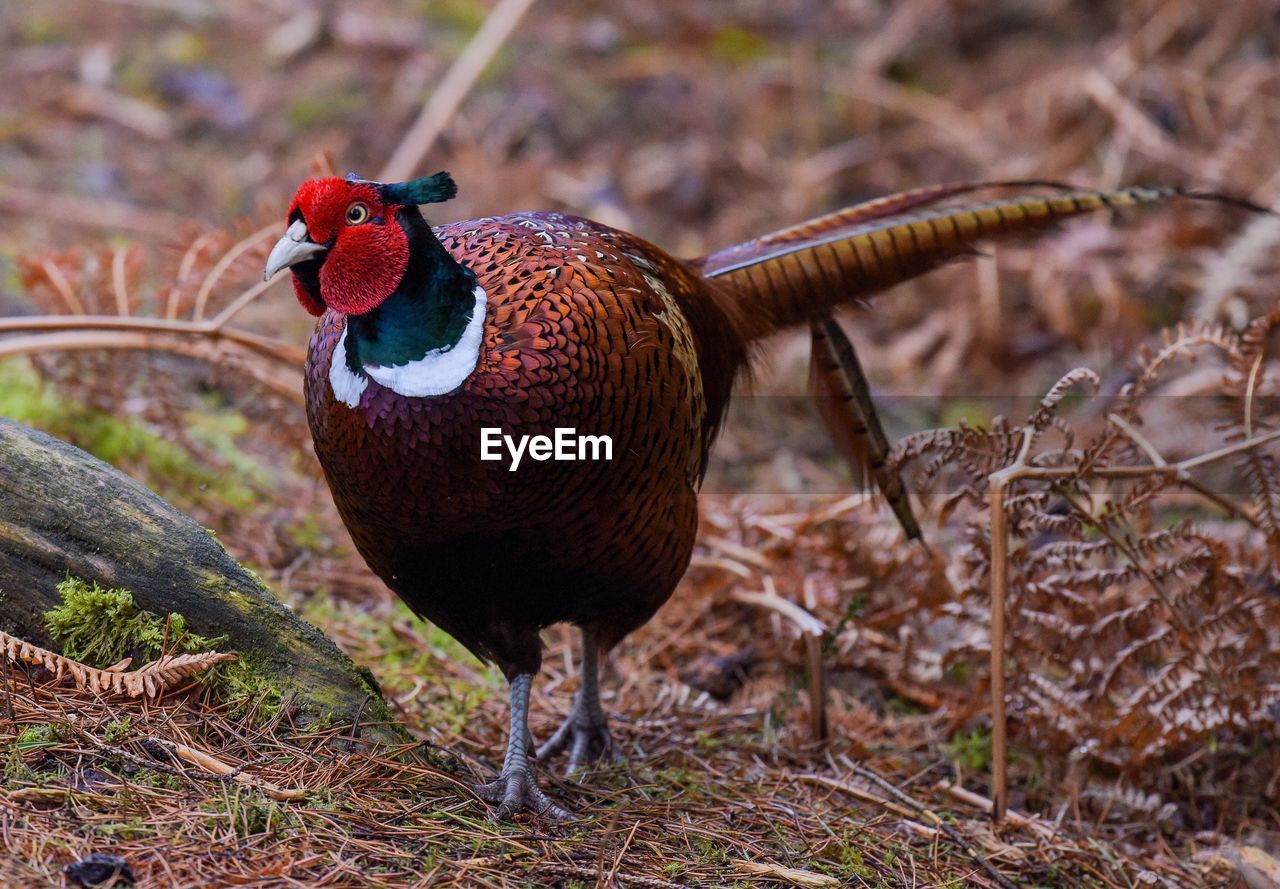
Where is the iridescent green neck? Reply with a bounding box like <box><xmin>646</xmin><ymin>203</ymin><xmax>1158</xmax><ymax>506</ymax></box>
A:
<box><xmin>346</xmin><ymin>210</ymin><xmax>475</xmax><ymax>370</ymax></box>
<box><xmin>348</xmin><ymin>285</ymin><xmax>474</xmax><ymax>369</ymax></box>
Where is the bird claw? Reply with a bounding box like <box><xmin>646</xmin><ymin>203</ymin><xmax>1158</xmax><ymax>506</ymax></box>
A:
<box><xmin>537</xmin><ymin>711</ymin><xmax>621</xmax><ymax>775</ymax></box>
<box><xmin>474</xmin><ymin>766</ymin><xmax>572</xmax><ymax>821</ymax></box>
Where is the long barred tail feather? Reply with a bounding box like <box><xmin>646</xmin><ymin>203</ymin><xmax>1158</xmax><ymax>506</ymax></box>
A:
<box><xmin>700</xmin><ymin>184</ymin><xmax>1265</xmax><ymax>339</ymax></box>
<box><xmin>809</xmin><ymin>317</ymin><xmax>921</xmax><ymax>540</ymax></box>
<box><xmin>748</xmin><ymin>179</ymin><xmax>1078</xmax><ymax>251</ymax></box>
<box><xmin>701</xmin><ymin>180</ymin><xmax>1269</xmax><ymax>540</ymax></box>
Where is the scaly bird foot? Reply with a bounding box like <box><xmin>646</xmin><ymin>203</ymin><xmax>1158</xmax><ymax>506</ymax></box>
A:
<box><xmin>537</xmin><ymin>708</ymin><xmax>621</xmax><ymax>775</ymax></box>
<box><xmin>474</xmin><ymin>765</ymin><xmax>571</xmax><ymax>821</ymax></box>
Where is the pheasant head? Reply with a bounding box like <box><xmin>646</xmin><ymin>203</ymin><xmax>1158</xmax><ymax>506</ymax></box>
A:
<box><xmin>266</xmin><ymin>171</ymin><xmax>484</xmax><ymax>404</ymax></box>
<box><xmin>264</xmin><ymin>171</ymin><xmax>459</xmax><ymax>317</ymax></box>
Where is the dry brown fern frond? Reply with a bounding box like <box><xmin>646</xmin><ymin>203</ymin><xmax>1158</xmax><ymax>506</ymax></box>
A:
<box><xmin>1226</xmin><ymin>303</ymin><xmax>1280</xmax><ymax>563</ymax></box>
<box><xmin>4</xmin><ymin>155</ymin><xmax>350</xmax><ymax>413</ymax></box>
<box><xmin>4</xmin><ymin>222</ymin><xmax>304</xmax><ymax>409</ymax></box>
<box><xmin>1</xmin><ymin>629</ymin><xmax>235</xmax><ymax>699</ymax></box>
<box><xmin>892</xmin><ymin>296</ymin><xmax>1280</xmax><ymax>818</ymax></box>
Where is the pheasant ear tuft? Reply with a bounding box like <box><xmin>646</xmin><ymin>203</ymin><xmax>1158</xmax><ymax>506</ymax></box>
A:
<box><xmin>380</xmin><ymin>172</ymin><xmax>458</xmax><ymax>206</ymax></box>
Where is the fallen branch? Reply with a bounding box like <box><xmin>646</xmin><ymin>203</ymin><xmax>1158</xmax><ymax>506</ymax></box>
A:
<box><xmin>936</xmin><ymin>780</ymin><xmax>1056</xmax><ymax>841</ymax></box>
<box><xmin>0</xmin><ymin>419</ymin><xmax>402</xmax><ymax>744</ymax></box>
<box><xmin>730</xmin><ymin>860</ymin><xmax>838</xmax><ymax>888</ymax></box>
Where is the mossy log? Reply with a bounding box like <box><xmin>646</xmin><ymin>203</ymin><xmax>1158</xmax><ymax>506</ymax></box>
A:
<box><xmin>0</xmin><ymin>418</ymin><xmax>403</xmax><ymax>744</ymax></box>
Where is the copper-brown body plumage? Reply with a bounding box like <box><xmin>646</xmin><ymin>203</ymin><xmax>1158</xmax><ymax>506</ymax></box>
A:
<box><xmin>306</xmin><ymin>212</ymin><xmax>745</xmax><ymax>676</ymax></box>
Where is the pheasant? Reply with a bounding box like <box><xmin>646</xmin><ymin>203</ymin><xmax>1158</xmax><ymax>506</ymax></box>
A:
<box><xmin>264</xmin><ymin>172</ymin><xmax>1235</xmax><ymax>818</ymax></box>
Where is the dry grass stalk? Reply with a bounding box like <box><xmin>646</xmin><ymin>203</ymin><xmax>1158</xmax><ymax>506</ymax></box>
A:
<box><xmin>378</xmin><ymin>0</ymin><xmax>537</xmax><ymax>182</ymax></box>
<box><xmin>730</xmin><ymin>583</ymin><xmax>827</xmax><ymax>740</ymax></box>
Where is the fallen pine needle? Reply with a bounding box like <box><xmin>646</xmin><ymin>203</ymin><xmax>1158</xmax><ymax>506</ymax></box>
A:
<box><xmin>797</xmin><ymin>773</ymin><xmax>921</xmax><ymax>822</ymax></box>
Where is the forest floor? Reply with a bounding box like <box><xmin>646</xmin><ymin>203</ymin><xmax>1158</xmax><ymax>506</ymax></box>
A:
<box><xmin>2</xmin><ymin>1</ymin><xmax>1279</xmax><ymax>887</ymax></box>
<box><xmin>0</xmin><ymin>390</ymin><xmax>1269</xmax><ymax>886</ymax></box>
<box><xmin>1</xmin><ymin>490</ymin><xmax>1256</xmax><ymax>889</ymax></box>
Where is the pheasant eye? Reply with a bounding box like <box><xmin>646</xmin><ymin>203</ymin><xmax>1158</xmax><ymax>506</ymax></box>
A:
<box><xmin>346</xmin><ymin>202</ymin><xmax>370</xmax><ymax>225</ymax></box>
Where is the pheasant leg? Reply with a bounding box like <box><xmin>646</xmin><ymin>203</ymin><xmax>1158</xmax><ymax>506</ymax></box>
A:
<box><xmin>474</xmin><ymin>673</ymin><xmax>570</xmax><ymax>820</ymax></box>
<box><xmin>537</xmin><ymin>628</ymin><xmax>619</xmax><ymax>773</ymax></box>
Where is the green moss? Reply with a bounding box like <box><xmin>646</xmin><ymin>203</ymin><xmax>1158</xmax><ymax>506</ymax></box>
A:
<box><xmin>284</xmin><ymin>514</ymin><xmax>327</xmax><ymax>551</ymax></box>
<box><xmin>93</xmin><ymin>819</ymin><xmax>158</xmax><ymax>841</ymax></box>
<box><xmin>941</xmin><ymin>728</ymin><xmax>993</xmax><ymax>774</ymax></box>
<box><xmin>0</xmin><ymin>359</ymin><xmax>259</xmax><ymax>510</ymax></box>
<box><xmin>710</xmin><ymin>26</ymin><xmax>769</xmax><ymax>66</ymax></box>
<box><xmin>158</xmin><ymin>29</ymin><xmax>211</xmax><ymax>64</ymax></box>
<box><xmin>5</xmin><ymin>724</ymin><xmax>64</xmax><ymax>784</ymax></box>
<box><xmin>937</xmin><ymin>398</ymin><xmax>995</xmax><ymax>431</ymax></box>
<box><xmin>4</xmin><ymin>753</ymin><xmax>29</xmax><ymax>785</ymax></box>
<box><xmin>886</xmin><ymin>694</ymin><xmax>925</xmax><ymax>716</ymax></box>
<box><xmin>691</xmin><ymin>835</ymin><xmax>730</xmax><ymax>865</ymax></box>
<box><xmin>643</xmin><ymin>765</ymin><xmax>709</xmax><ymax>802</ymax></box>
<box><xmin>836</xmin><ymin>844</ymin><xmax>876</xmax><ymax>878</ymax></box>
<box><xmin>13</xmin><ymin>724</ymin><xmax>62</xmax><ymax>752</ymax></box>
<box><xmin>693</xmin><ymin>729</ymin><xmax>722</xmax><ymax>753</ymax></box>
<box><xmin>184</xmin><ymin>400</ymin><xmax>272</xmax><ymax>496</ymax></box>
<box><xmin>19</xmin><ymin>14</ymin><xmax>65</xmax><ymax>43</ymax></box>
<box><xmin>426</xmin><ymin>0</ymin><xmax>487</xmax><ymax>27</ymax></box>
<box><xmin>286</xmin><ymin>91</ymin><xmax>371</xmax><ymax>132</ymax></box>
<box><xmin>296</xmin><ymin>594</ymin><xmax>496</xmax><ymax>735</ymax></box>
<box><xmin>210</xmin><ymin>656</ymin><xmax>284</xmax><ymax>721</ymax></box>
<box><xmin>40</xmin><ymin>578</ymin><xmax>293</xmax><ymax>726</ymax></box>
<box><xmin>44</xmin><ymin>577</ymin><xmax>227</xmax><ymax>668</ymax></box>
<box><xmin>126</xmin><ymin>768</ymin><xmax>182</xmax><ymax>792</ymax></box>
<box><xmin>206</xmin><ymin>786</ymin><xmax>297</xmax><ymax>838</ymax></box>
<box><xmin>103</xmin><ymin>718</ymin><xmax>132</xmax><ymax>743</ymax></box>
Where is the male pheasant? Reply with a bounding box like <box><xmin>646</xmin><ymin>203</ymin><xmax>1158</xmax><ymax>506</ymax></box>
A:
<box><xmin>265</xmin><ymin>172</ymin><xmax>1221</xmax><ymax>818</ymax></box>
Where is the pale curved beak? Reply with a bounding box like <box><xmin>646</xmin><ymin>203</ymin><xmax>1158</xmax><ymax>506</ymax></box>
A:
<box><xmin>263</xmin><ymin>219</ymin><xmax>327</xmax><ymax>281</ymax></box>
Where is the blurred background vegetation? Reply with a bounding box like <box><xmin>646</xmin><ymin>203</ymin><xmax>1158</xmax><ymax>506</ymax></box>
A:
<box><xmin>3</xmin><ymin>0</ymin><xmax>1278</xmax><ymax>488</ymax></box>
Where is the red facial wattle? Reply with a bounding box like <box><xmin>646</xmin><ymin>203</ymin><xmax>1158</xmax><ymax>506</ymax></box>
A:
<box><xmin>291</xmin><ymin>277</ymin><xmax>326</xmax><ymax>317</ymax></box>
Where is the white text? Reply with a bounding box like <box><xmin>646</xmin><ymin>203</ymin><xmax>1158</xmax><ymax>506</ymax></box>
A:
<box><xmin>480</xmin><ymin>427</ymin><xmax>613</xmax><ymax>471</ymax></box>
